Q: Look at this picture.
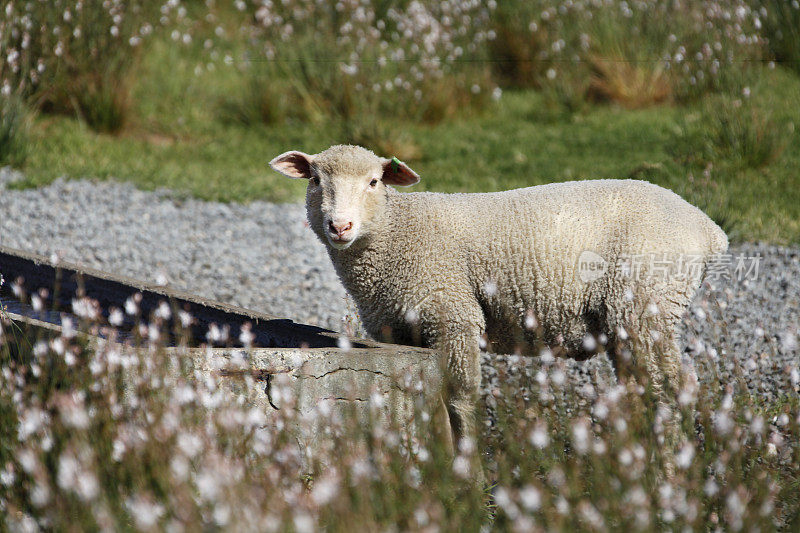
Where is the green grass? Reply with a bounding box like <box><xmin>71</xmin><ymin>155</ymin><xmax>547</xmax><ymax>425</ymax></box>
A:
<box><xmin>13</xmin><ymin>38</ymin><xmax>800</xmax><ymax>243</ymax></box>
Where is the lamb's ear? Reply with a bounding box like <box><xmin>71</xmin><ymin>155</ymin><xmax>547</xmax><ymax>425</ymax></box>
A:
<box><xmin>381</xmin><ymin>157</ymin><xmax>420</xmax><ymax>187</ymax></box>
<box><xmin>269</xmin><ymin>151</ymin><xmax>313</xmax><ymax>179</ymax></box>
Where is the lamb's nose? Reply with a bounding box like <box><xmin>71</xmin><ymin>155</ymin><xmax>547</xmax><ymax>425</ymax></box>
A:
<box><xmin>329</xmin><ymin>220</ymin><xmax>353</xmax><ymax>237</ymax></box>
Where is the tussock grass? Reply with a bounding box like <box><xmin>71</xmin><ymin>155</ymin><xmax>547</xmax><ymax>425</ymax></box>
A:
<box><xmin>587</xmin><ymin>56</ymin><xmax>672</xmax><ymax>108</ymax></box>
<box><xmin>0</xmin><ymin>1</ymin><xmax>186</xmax><ymax>133</ymax></box>
<box><xmin>488</xmin><ymin>0</ymin><xmax>765</xmax><ymax>105</ymax></box>
<box><xmin>216</xmin><ymin>0</ymin><xmax>494</xmax><ymax>152</ymax></box>
<box><xmin>0</xmin><ymin>96</ymin><xmax>29</xmax><ymax>167</ymax></box>
<box><xmin>760</xmin><ymin>0</ymin><xmax>800</xmax><ymax>75</ymax></box>
<box><xmin>673</xmin><ymin>96</ymin><xmax>789</xmax><ymax>170</ymax></box>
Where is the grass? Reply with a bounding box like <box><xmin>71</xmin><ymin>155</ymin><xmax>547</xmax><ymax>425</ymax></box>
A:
<box><xmin>0</xmin><ymin>96</ymin><xmax>29</xmax><ymax>168</ymax></box>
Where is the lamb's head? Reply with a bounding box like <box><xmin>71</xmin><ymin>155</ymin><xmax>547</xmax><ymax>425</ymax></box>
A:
<box><xmin>269</xmin><ymin>145</ymin><xmax>419</xmax><ymax>250</ymax></box>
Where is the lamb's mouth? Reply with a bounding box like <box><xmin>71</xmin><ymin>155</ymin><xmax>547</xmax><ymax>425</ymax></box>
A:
<box><xmin>329</xmin><ymin>236</ymin><xmax>355</xmax><ymax>249</ymax></box>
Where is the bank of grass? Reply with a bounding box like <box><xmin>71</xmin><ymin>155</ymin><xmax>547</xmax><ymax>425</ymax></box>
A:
<box><xmin>13</xmin><ymin>37</ymin><xmax>800</xmax><ymax>242</ymax></box>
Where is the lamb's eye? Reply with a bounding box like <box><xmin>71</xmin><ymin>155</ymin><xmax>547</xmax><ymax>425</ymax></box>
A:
<box><xmin>369</xmin><ymin>179</ymin><xmax>379</xmax><ymax>187</ymax></box>
<box><xmin>310</xmin><ymin>176</ymin><xmax>320</xmax><ymax>186</ymax></box>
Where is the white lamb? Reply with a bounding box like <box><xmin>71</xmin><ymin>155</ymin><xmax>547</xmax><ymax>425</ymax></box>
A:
<box><xmin>270</xmin><ymin>144</ymin><xmax>728</xmax><ymax>464</ymax></box>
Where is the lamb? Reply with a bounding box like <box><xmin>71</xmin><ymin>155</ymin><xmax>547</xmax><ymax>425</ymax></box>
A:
<box><xmin>269</xmin><ymin>144</ymin><xmax>728</xmax><ymax>467</ymax></box>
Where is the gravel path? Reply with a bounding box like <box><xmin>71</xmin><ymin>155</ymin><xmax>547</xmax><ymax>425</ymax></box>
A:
<box><xmin>1</xmin><ymin>170</ymin><xmax>798</xmax><ymax>403</ymax></box>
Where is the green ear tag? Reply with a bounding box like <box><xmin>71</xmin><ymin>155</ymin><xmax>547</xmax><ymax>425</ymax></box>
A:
<box><xmin>390</xmin><ymin>157</ymin><xmax>401</xmax><ymax>173</ymax></box>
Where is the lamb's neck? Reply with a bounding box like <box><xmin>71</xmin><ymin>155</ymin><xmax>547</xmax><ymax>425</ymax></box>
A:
<box><xmin>327</xmin><ymin>232</ymin><xmax>391</xmax><ymax>300</ymax></box>
<box><xmin>327</xmin><ymin>191</ymin><xmax>404</xmax><ymax>302</ymax></box>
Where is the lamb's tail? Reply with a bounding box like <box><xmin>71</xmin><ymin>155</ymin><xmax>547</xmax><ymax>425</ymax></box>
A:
<box><xmin>694</xmin><ymin>221</ymin><xmax>729</xmax><ymax>285</ymax></box>
<box><xmin>707</xmin><ymin>221</ymin><xmax>729</xmax><ymax>257</ymax></box>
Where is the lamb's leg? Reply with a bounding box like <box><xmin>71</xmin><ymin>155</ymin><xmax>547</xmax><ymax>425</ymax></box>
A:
<box><xmin>608</xmin><ymin>302</ymin><xmax>687</xmax><ymax>478</ymax></box>
<box><xmin>646</xmin><ymin>331</ymin><xmax>686</xmax><ymax>478</ymax></box>
<box><xmin>647</xmin><ymin>329</ymin><xmax>682</xmax><ymax>413</ymax></box>
<box><xmin>435</xmin><ymin>319</ymin><xmax>484</xmax><ymax>481</ymax></box>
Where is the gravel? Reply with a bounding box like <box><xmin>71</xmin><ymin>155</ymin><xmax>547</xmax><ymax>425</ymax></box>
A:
<box><xmin>1</xmin><ymin>169</ymin><xmax>798</xmax><ymax>403</ymax></box>
<box><xmin>0</xmin><ymin>171</ymin><xmax>350</xmax><ymax>331</ymax></box>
